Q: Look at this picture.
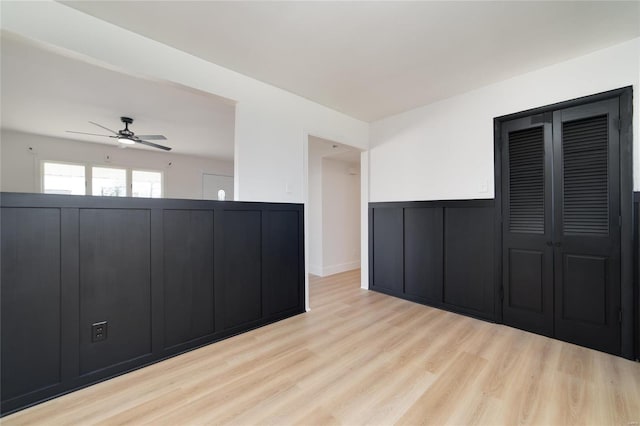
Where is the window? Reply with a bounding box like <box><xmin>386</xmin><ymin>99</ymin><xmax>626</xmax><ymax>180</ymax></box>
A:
<box><xmin>42</xmin><ymin>162</ymin><xmax>86</xmax><ymax>195</ymax></box>
<box><xmin>132</xmin><ymin>170</ymin><xmax>162</xmax><ymax>198</ymax></box>
<box><xmin>41</xmin><ymin>162</ymin><xmax>163</xmax><ymax>198</ymax></box>
<box><xmin>92</xmin><ymin>166</ymin><xmax>127</xmax><ymax>197</ymax></box>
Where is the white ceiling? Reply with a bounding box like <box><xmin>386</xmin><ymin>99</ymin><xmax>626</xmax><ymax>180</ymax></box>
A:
<box><xmin>62</xmin><ymin>1</ymin><xmax>640</xmax><ymax>122</ymax></box>
<box><xmin>1</xmin><ymin>34</ymin><xmax>236</xmax><ymax>160</ymax></box>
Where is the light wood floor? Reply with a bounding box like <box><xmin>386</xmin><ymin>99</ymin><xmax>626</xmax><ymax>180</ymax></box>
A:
<box><xmin>4</xmin><ymin>269</ymin><xmax>640</xmax><ymax>425</ymax></box>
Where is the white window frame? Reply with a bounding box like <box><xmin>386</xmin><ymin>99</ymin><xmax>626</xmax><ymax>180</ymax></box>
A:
<box><xmin>40</xmin><ymin>160</ymin><xmax>164</xmax><ymax>198</ymax></box>
<box><xmin>91</xmin><ymin>164</ymin><xmax>129</xmax><ymax>197</ymax></box>
<box><xmin>131</xmin><ymin>168</ymin><xmax>165</xmax><ymax>198</ymax></box>
<box><xmin>40</xmin><ymin>160</ymin><xmax>88</xmax><ymax>195</ymax></box>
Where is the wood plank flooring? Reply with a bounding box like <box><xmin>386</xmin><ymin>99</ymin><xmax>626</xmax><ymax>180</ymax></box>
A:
<box><xmin>4</xmin><ymin>269</ymin><xmax>640</xmax><ymax>425</ymax></box>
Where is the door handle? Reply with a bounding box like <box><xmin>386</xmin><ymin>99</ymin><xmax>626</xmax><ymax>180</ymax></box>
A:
<box><xmin>554</xmin><ymin>242</ymin><xmax>562</xmax><ymax>247</ymax></box>
<box><xmin>546</xmin><ymin>241</ymin><xmax>562</xmax><ymax>247</ymax></box>
<box><xmin>546</xmin><ymin>241</ymin><xmax>553</xmax><ymax>246</ymax></box>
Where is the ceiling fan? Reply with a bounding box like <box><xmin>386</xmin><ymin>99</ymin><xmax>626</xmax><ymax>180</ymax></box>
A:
<box><xmin>67</xmin><ymin>117</ymin><xmax>172</xmax><ymax>151</ymax></box>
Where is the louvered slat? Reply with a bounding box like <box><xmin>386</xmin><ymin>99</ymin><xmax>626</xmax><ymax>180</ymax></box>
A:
<box><xmin>563</xmin><ymin>115</ymin><xmax>608</xmax><ymax>236</ymax></box>
<box><xmin>508</xmin><ymin>126</ymin><xmax>544</xmax><ymax>234</ymax></box>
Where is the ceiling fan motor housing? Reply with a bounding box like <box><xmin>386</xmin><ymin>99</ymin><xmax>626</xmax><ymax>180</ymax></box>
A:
<box><xmin>119</xmin><ymin>117</ymin><xmax>134</xmax><ymax>137</ymax></box>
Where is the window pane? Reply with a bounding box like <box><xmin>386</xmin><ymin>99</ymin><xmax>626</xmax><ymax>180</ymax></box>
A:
<box><xmin>132</xmin><ymin>170</ymin><xmax>162</xmax><ymax>198</ymax></box>
<box><xmin>43</xmin><ymin>162</ymin><xmax>85</xmax><ymax>195</ymax></box>
<box><xmin>92</xmin><ymin>167</ymin><xmax>126</xmax><ymax>197</ymax></box>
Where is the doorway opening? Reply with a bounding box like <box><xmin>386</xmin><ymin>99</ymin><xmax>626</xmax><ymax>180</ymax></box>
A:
<box><xmin>202</xmin><ymin>173</ymin><xmax>234</xmax><ymax>200</ymax></box>
<box><xmin>307</xmin><ymin>135</ymin><xmax>362</xmax><ymax>300</ymax></box>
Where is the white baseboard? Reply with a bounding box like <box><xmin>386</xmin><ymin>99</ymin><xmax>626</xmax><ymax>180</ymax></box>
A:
<box><xmin>320</xmin><ymin>260</ymin><xmax>360</xmax><ymax>277</ymax></box>
<box><xmin>360</xmin><ymin>257</ymin><xmax>368</xmax><ymax>289</ymax></box>
<box><xmin>308</xmin><ymin>264</ymin><xmax>323</xmax><ymax>276</ymax></box>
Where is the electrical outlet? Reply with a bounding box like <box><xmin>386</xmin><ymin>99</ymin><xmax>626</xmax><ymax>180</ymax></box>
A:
<box><xmin>91</xmin><ymin>321</ymin><xmax>107</xmax><ymax>343</ymax></box>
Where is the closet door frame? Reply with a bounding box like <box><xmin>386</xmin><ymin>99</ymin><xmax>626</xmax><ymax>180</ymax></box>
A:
<box><xmin>493</xmin><ymin>86</ymin><xmax>635</xmax><ymax>360</ymax></box>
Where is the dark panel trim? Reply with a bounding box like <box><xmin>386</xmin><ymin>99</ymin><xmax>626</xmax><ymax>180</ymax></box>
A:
<box><xmin>298</xmin><ymin>206</ymin><xmax>306</xmax><ymax>313</ymax></box>
<box><xmin>619</xmin><ymin>89</ymin><xmax>635</xmax><ymax>359</ymax></box>
<box><xmin>634</xmin><ymin>192</ymin><xmax>640</xmax><ymax>360</ymax></box>
<box><xmin>368</xmin><ymin>207</ymin><xmax>374</xmax><ymax>290</ymax></box>
<box><xmin>369</xmin><ymin>199</ymin><xmax>494</xmax><ymax>209</ymax></box>
<box><xmin>0</xmin><ymin>192</ymin><xmax>302</xmax><ymax>210</ymax></box>
<box><xmin>151</xmin><ymin>209</ymin><xmax>165</xmax><ymax>354</ymax></box>
<box><xmin>60</xmin><ymin>208</ymin><xmax>80</xmax><ymax>382</ymax></box>
<box><xmin>493</xmin><ymin>116</ymin><xmax>504</xmax><ymax>322</ymax></box>
<box><xmin>213</xmin><ymin>205</ymin><xmax>225</xmax><ymax>335</ymax></box>
<box><xmin>495</xmin><ymin>86</ymin><xmax>633</xmax><ymax>123</ymax></box>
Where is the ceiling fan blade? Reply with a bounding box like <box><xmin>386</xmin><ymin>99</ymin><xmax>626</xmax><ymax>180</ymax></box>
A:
<box><xmin>135</xmin><ymin>134</ymin><xmax>167</xmax><ymax>141</ymax></box>
<box><xmin>136</xmin><ymin>139</ymin><xmax>172</xmax><ymax>151</ymax></box>
<box><xmin>66</xmin><ymin>131</ymin><xmax>113</xmax><ymax>138</ymax></box>
<box><xmin>89</xmin><ymin>121</ymin><xmax>119</xmax><ymax>135</ymax></box>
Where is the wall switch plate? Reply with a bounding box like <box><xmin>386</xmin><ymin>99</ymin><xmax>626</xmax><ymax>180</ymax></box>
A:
<box><xmin>91</xmin><ymin>321</ymin><xmax>107</xmax><ymax>343</ymax></box>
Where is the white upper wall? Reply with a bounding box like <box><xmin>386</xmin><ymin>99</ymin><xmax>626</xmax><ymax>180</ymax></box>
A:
<box><xmin>1</xmin><ymin>129</ymin><xmax>233</xmax><ymax>200</ymax></box>
<box><xmin>307</xmin><ymin>140</ymin><xmax>325</xmax><ymax>275</ymax></box>
<box><xmin>322</xmin><ymin>157</ymin><xmax>361</xmax><ymax>275</ymax></box>
<box><xmin>0</xmin><ymin>1</ymin><xmax>368</xmax><ymax>203</ymax></box>
<box><xmin>370</xmin><ymin>38</ymin><xmax>640</xmax><ymax>202</ymax></box>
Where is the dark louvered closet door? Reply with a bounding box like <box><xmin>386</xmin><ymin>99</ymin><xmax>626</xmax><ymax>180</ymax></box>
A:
<box><xmin>502</xmin><ymin>114</ymin><xmax>554</xmax><ymax>336</ymax></box>
<box><xmin>552</xmin><ymin>99</ymin><xmax>621</xmax><ymax>355</ymax></box>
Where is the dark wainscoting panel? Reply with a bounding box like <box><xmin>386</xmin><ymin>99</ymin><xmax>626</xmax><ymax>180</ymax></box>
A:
<box><xmin>163</xmin><ymin>210</ymin><xmax>215</xmax><ymax>349</ymax></box>
<box><xmin>218</xmin><ymin>210</ymin><xmax>263</xmax><ymax>330</ymax></box>
<box><xmin>1</xmin><ymin>208</ymin><xmax>61</xmax><ymax>401</ymax></box>
<box><xmin>263</xmin><ymin>210</ymin><xmax>303</xmax><ymax>316</ymax></box>
<box><xmin>371</xmin><ymin>207</ymin><xmax>404</xmax><ymax>294</ymax></box>
<box><xmin>404</xmin><ymin>207</ymin><xmax>443</xmax><ymax>303</ymax></box>
<box><xmin>79</xmin><ymin>209</ymin><xmax>152</xmax><ymax>375</ymax></box>
<box><xmin>369</xmin><ymin>200</ymin><xmax>495</xmax><ymax>321</ymax></box>
<box><xmin>443</xmin><ymin>206</ymin><xmax>495</xmax><ymax>318</ymax></box>
<box><xmin>0</xmin><ymin>193</ymin><xmax>305</xmax><ymax>415</ymax></box>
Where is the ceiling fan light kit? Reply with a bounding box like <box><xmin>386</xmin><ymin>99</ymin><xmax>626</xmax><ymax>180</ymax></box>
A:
<box><xmin>117</xmin><ymin>136</ymin><xmax>136</xmax><ymax>145</ymax></box>
<box><xmin>66</xmin><ymin>116</ymin><xmax>172</xmax><ymax>151</ymax></box>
